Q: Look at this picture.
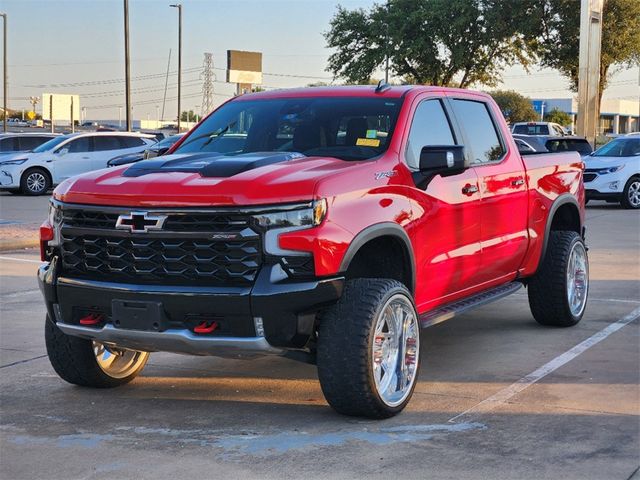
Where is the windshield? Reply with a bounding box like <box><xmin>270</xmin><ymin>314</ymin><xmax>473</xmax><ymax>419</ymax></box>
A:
<box><xmin>156</xmin><ymin>134</ymin><xmax>183</xmax><ymax>148</ymax></box>
<box><xmin>33</xmin><ymin>136</ymin><xmax>68</xmax><ymax>153</ymax></box>
<box><xmin>592</xmin><ymin>138</ymin><xmax>640</xmax><ymax>157</ymax></box>
<box><xmin>173</xmin><ymin>96</ymin><xmax>403</xmax><ymax>161</ymax></box>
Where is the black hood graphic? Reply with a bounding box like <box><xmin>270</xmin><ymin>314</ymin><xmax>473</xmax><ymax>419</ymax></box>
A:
<box><xmin>122</xmin><ymin>151</ymin><xmax>306</xmax><ymax>178</ymax></box>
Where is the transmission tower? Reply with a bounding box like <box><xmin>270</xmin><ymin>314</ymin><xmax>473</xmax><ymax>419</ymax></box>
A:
<box><xmin>200</xmin><ymin>53</ymin><xmax>215</xmax><ymax>118</ymax></box>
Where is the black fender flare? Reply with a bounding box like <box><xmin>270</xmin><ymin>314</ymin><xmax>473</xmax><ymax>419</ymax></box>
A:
<box><xmin>339</xmin><ymin>222</ymin><xmax>416</xmax><ymax>294</ymax></box>
<box><xmin>539</xmin><ymin>193</ymin><xmax>583</xmax><ymax>264</ymax></box>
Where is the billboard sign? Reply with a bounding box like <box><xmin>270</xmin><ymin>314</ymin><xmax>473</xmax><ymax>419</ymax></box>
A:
<box><xmin>42</xmin><ymin>93</ymin><xmax>80</xmax><ymax>123</ymax></box>
<box><xmin>226</xmin><ymin>50</ymin><xmax>262</xmax><ymax>85</ymax></box>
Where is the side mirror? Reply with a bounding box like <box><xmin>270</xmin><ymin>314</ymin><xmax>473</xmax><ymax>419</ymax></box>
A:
<box><xmin>419</xmin><ymin>145</ymin><xmax>466</xmax><ymax>176</ymax></box>
<box><xmin>57</xmin><ymin>148</ymin><xmax>69</xmax><ymax>156</ymax></box>
<box><xmin>143</xmin><ymin>147</ymin><xmax>169</xmax><ymax>160</ymax></box>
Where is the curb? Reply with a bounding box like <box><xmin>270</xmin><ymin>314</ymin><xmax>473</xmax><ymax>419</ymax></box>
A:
<box><xmin>0</xmin><ymin>237</ymin><xmax>39</xmax><ymax>252</ymax></box>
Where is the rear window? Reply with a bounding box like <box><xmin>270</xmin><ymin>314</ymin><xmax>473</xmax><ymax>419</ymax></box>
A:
<box><xmin>451</xmin><ymin>99</ymin><xmax>505</xmax><ymax>164</ymax></box>
<box><xmin>513</xmin><ymin>124</ymin><xmax>549</xmax><ymax>135</ymax></box>
<box><xmin>545</xmin><ymin>139</ymin><xmax>592</xmax><ymax>154</ymax></box>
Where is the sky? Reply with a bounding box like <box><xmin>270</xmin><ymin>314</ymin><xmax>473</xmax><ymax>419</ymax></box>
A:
<box><xmin>0</xmin><ymin>0</ymin><xmax>638</xmax><ymax>121</ymax></box>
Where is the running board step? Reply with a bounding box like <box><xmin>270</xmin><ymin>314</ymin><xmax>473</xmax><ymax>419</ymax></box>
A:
<box><xmin>420</xmin><ymin>282</ymin><xmax>523</xmax><ymax>328</ymax></box>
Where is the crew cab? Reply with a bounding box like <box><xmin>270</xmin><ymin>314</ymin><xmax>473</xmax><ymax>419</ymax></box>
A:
<box><xmin>39</xmin><ymin>85</ymin><xmax>588</xmax><ymax>418</ymax></box>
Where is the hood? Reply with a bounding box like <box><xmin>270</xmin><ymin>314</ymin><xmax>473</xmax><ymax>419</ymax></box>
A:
<box><xmin>584</xmin><ymin>155</ymin><xmax>631</xmax><ymax>169</ymax></box>
<box><xmin>54</xmin><ymin>151</ymin><xmax>360</xmax><ymax>207</ymax></box>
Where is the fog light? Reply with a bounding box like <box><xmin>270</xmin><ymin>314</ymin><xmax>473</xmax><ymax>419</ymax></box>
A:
<box><xmin>608</xmin><ymin>181</ymin><xmax>619</xmax><ymax>190</ymax></box>
<box><xmin>253</xmin><ymin>317</ymin><xmax>265</xmax><ymax>337</ymax></box>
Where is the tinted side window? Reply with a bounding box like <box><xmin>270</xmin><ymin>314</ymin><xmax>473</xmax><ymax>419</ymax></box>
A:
<box><xmin>66</xmin><ymin>137</ymin><xmax>92</xmax><ymax>153</ymax></box>
<box><xmin>119</xmin><ymin>136</ymin><xmax>146</xmax><ymax>148</ymax></box>
<box><xmin>451</xmin><ymin>100</ymin><xmax>505</xmax><ymax>164</ymax></box>
<box><xmin>93</xmin><ymin>136</ymin><xmax>123</xmax><ymax>151</ymax></box>
<box><xmin>405</xmin><ymin>100</ymin><xmax>456</xmax><ymax>170</ymax></box>
<box><xmin>19</xmin><ymin>136</ymin><xmax>52</xmax><ymax>151</ymax></box>
<box><xmin>0</xmin><ymin>137</ymin><xmax>19</xmax><ymax>151</ymax></box>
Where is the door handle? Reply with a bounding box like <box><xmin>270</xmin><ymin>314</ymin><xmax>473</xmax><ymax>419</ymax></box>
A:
<box><xmin>462</xmin><ymin>184</ymin><xmax>479</xmax><ymax>195</ymax></box>
<box><xmin>511</xmin><ymin>178</ymin><xmax>525</xmax><ymax>187</ymax></box>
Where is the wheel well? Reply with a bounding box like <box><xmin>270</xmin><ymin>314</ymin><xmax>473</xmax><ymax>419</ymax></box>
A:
<box><xmin>550</xmin><ymin>203</ymin><xmax>580</xmax><ymax>234</ymax></box>
<box><xmin>344</xmin><ymin>235</ymin><xmax>413</xmax><ymax>293</ymax></box>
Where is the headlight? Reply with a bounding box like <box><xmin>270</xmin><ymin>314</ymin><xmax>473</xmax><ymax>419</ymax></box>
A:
<box><xmin>253</xmin><ymin>199</ymin><xmax>327</xmax><ymax>230</ymax></box>
<box><xmin>0</xmin><ymin>158</ymin><xmax>27</xmax><ymax>166</ymax></box>
<box><xmin>47</xmin><ymin>202</ymin><xmax>62</xmax><ymax>247</ymax></box>
<box><xmin>596</xmin><ymin>165</ymin><xmax>624</xmax><ymax>174</ymax></box>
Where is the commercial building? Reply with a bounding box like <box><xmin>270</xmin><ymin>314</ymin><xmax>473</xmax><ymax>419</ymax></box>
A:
<box><xmin>531</xmin><ymin>97</ymin><xmax>639</xmax><ymax>135</ymax></box>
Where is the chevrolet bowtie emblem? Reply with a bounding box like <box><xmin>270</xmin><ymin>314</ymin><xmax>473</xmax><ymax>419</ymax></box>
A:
<box><xmin>115</xmin><ymin>211</ymin><xmax>167</xmax><ymax>233</ymax></box>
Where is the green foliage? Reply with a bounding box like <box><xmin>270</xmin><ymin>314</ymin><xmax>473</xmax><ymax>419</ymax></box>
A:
<box><xmin>180</xmin><ymin>110</ymin><xmax>196</xmax><ymax>122</ymax></box>
<box><xmin>325</xmin><ymin>0</ymin><xmax>539</xmax><ymax>87</ymax></box>
<box><xmin>544</xmin><ymin>108</ymin><xmax>572</xmax><ymax>127</ymax></box>
<box><xmin>537</xmin><ymin>0</ymin><xmax>640</xmax><ymax>104</ymax></box>
<box><xmin>489</xmin><ymin>90</ymin><xmax>538</xmax><ymax>124</ymax></box>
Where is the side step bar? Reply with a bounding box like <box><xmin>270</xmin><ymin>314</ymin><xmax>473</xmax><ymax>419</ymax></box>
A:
<box><xmin>420</xmin><ymin>282</ymin><xmax>523</xmax><ymax>328</ymax></box>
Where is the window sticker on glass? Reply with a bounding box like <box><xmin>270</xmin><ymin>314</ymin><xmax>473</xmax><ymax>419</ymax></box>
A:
<box><xmin>366</xmin><ymin>129</ymin><xmax>378</xmax><ymax>139</ymax></box>
<box><xmin>356</xmin><ymin>138</ymin><xmax>380</xmax><ymax>147</ymax></box>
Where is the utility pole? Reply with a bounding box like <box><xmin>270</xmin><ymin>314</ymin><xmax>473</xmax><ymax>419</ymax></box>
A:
<box><xmin>170</xmin><ymin>4</ymin><xmax>182</xmax><ymax>132</ymax></box>
<box><xmin>124</xmin><ymin>0</ymin><xmax>132</xmax><ymax>132</ymax></box>
<box><xmin>1</xmin><ymin>13</ymin><xmax>7</xmax><ymax>133</ymax></box>
<box><xmin>576</xmin><ymin>0</ymin><xmax>603</xmax><ymax>147</ymax></box>
<box><xmin>200</xmin><ymin>52</ymin><xmax>214</xmax><ymax>118</ymax></box>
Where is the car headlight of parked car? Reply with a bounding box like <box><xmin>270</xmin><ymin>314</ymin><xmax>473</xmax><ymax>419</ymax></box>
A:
<box><xmin>0</xmin><ymin>158</ymin><xmax>28</xmax><ymax>166</ymax></box>
<box><xmin>253</xmin><ymin>199</ymin><xmax>327</xmax><ymax>230</ymax></box>
<box><xmin>595</xmin><ymin>165</ymin><xmax>624</xmax><ymax>175</ymax></box>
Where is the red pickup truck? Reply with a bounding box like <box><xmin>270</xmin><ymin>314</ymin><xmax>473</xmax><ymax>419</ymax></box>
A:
<box><xmin>39</xmin><ymin>85</ymin><xmax>588</xmax><ymax>418</ymax></box>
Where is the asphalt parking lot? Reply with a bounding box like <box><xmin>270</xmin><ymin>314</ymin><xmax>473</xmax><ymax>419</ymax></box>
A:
<box><xmin>0</xmin><ymin>198</ymin><xmax>638</xmax><ymax>480</ymax></box>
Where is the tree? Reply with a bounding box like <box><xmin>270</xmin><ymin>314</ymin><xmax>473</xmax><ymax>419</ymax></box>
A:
<box><xmin>325</xmin><ymin>0</ymin><xmax>538</xmax><ymax>87</ymax></box>
<box><xmin>537</xmin><ymin>0</ymin><xmax>640</xmax><ymax>110</ymax></box>
<box><xmin>544</xmin><ymin>107</ymin><xmax>572</xmax><ymax>127</ymax></box>
<box><xmin>489</xmin><ymin>90</ymin><xmax>538</xmax><ymax>124</ymax></box>
<box><xmin>180</xmin><ymin>110</ymin><xmax>195</xmax><ymax>122</ymax></box>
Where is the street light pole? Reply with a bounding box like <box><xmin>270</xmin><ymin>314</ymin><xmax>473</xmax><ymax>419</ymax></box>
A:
<box><xmin>170</xmin><ymin>4</ymin><xmax>182</xmax><ymax>132</ymax></box>
<box><xmin>1</xmin><ymin>13</ymin><xmax>7</xmax><ymax>133</ymax></box>
<box><xmin>124</xmin><ymin>0</ymin><xmax>132</xmax><ymax>132</ymax></box>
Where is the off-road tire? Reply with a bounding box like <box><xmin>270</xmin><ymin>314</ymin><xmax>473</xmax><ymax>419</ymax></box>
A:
<box><xmin>620</xmin><ymin>176</ymin><xmax>640</xmax><ymax>209</ymax></box>
<box><xmin>317</xmin><ymin>278</ymin><xmax>420</xmax><ymax>418</ymax></box>
<box><xmin>528</xmin><ymin>231</ymin><xmax>588</xmax><ymax>327</ymax></box>
<box><xmin>20</xmin><ymin>168</ymin><xmax>51</xmax><ymax>196</ymax></box>
<box><xmin>45</xmin><ymin>316</ymin><xmax>148</xmax><ymax>388</ymax></box>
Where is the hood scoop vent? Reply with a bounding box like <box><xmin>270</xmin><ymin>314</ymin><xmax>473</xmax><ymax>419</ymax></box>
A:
<box><xmin>122</xmin><ymin>151</ymin><xmax>306</xmax><ymax>178</ymax></box>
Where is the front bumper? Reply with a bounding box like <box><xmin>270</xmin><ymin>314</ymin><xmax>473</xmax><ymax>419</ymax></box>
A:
<box><xmin>0</xmin><ymin>170</ymin><xmax>18</xmax><ymax>188</ymax></box>
<box><xmin>39</xmin><ymin>256</ymin><xmax>344</xmax><ymax>357</ymax></box>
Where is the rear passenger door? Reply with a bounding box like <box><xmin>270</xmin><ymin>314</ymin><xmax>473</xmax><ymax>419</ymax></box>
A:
<box><xmin>91</xmin><ymin>136</ymin><xmax>128</xmax><ymax>170</ymax></box>
<box><xmin>448</xmin><ymin>97</ymin><xmax>529</xmax><ymax>285</ymax></box>
<box><xmin>402</xmin><ymin>97</ymin><xmax>482</xmax><ymax>310</ymax></box>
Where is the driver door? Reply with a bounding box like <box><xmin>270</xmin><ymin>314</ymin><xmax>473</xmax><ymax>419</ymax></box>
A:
<box><xmin>403</xmin><ymin>97</ymin><xmax>482</xmax><ymax>311</ymax></box>
<box><xmin>52</xmin><ymin>136</ymin><xmax>94</xmax><ymax>183</ymax></box>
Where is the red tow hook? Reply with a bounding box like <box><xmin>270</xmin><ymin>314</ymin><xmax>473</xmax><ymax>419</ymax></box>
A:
<box><xmin>193</xmin><ymin>321</ymin><xmax>218</xmax><ymax>334</ymax></box>
<box><xmin>79</xmin><ymin>313</ymin><xmax>104</xmax><ymax>326</ymax></box>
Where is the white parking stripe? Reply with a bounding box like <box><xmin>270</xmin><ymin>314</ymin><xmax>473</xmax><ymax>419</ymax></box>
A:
<box><xmin>449</xmin><ymin>306</ymin><xmax>640</xmax><ymax>423</ymax></box>
<box><xmin>0</xmin><ymin>256</ymin><xmax>43</xmax><ymax>264</ymax></box>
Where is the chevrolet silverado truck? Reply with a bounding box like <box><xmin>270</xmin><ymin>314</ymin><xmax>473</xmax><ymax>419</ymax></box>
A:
<box><xmin>39</xmin><ymin>85</ymin><xmax>589</xmax><ymax>418</ymax></box>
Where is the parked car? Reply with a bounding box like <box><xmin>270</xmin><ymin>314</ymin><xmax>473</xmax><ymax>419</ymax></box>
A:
<box><xmin>513</xmin><ymin>134</ymin><xmax>592</xmax><ymax>156</ymax></box>
<box><xmin>0</xmin><ymin>132</ymin><xmax>156</xmax><ymax>195</ymax></box>
<box><xmin>40</xmin><ymin>85</ymin><xmax>587</xmax><ymax>418</ymax></box>
<box><xmin>583</xmin><ymin>136</ymin><xmax>640</xmax><ymax>209</ymax></box>
<box><xmin>512</xmin><ymin>122</ymin><xmax>568</xmax><ymax>136</ymax></box>
<box><xmin>0</xmin><ymin>133</ymin><xmax>59</xmax><ymax>157</ymax></box>
<box><xmin>6</xmin><ymin>118</ymin><xmax>30</xmax><ymax>128</ymax></box>
<box><xmin>107</xmin><ymin>134</ymin><xmax>185</xmax><ymax>167</ymax></box>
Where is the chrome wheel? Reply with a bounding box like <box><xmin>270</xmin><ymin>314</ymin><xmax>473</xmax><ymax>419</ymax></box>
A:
<box><xmin>627</xmin><ymin>180</ymin><xmax>640</xmax><ymax>208</ymax></box>
<box><xmin>26</xmin><ymin>172</ymin><xmax>47</xmax><ymax>193</ymax></box>
<box><xmin>371</xmin><ymin>294</ymin><xmax>420</xmax><ymax>407</ymax></box>
<box><xmin>566</xmin><ymin>242</ymin><xmax>588</xmax><ymax>317</ymax></box>
<box><xmin>93</xmin><ymin>342</ymin><xmax>149</xmax><ymax>379</ymax></box>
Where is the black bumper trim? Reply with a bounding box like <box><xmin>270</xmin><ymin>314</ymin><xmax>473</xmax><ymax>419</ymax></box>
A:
<box><xmin>39</xmin><ymin>259</ymin><xmax>344</xmax><ymax>350</ymax></box>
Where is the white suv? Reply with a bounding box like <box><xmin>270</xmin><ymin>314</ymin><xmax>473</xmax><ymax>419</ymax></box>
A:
<box><xmin>0</xmin><ymin>132</ymin><xmax>156</xmax><ymax>195</ymax></box>
<box><xmin>584</xmin><ymin>136</ymin><xmax>640</xmax><ymax>209</ymax></box>
<box><xmin>512</xmin><ymin>122</ymin><xmax>568</xmax><ymax>136</ymax></box>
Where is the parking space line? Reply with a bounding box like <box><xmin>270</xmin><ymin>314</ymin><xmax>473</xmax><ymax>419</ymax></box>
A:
<box><xmin>0</xmin><ymin>256</ymin><xmax>43</xmax><ymax>264</ymax></box>
<box><xmin>449</xmin><ymin>306</ymin><xmax>640</xmax><ymax>423</ymax></box>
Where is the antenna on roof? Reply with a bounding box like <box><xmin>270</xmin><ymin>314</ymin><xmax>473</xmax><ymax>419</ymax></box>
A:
<box><xmin>375</xmin><ymin>79</ymin><xmax>391</xmax><ymax>93</ymax></box>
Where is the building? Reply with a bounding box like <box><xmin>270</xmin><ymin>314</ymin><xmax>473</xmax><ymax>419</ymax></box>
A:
<box><xmin>531</xmin><ymin>97</ymin><xmax>639</xmax><ymax>135</ymax></box>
